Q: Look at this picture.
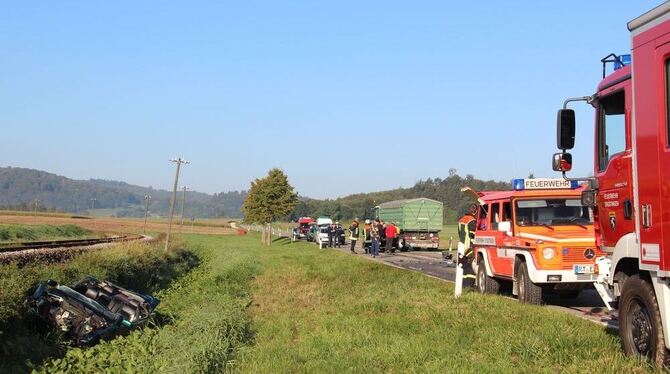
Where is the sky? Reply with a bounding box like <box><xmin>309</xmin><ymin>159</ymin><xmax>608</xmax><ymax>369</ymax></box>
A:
<box><xmin>0</xmin><ymin>1</ymin><xmax>662</xmax><ymax>199</ymax></box>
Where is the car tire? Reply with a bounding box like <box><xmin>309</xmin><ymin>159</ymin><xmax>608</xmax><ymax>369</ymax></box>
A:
<box><xmin>620</xmin><ymin>274</ymin><xmax>670</xmax><ymax>366</ymax></box>
<box><xmin>477</xmin><ymin>258</ymin><xmax>500</xmax><ymax>294</ymax></box>
<box><xmin>517</xmin><ymin>261</ymin><xmax>542</xmax><ymax>304</ymax></box>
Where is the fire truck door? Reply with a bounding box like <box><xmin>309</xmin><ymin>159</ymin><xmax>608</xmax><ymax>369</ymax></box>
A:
<box><xmin>633</xmin><ymin>40</ymin><xmax>670</xmax><ymax>271</ymax></box>
<box><xmin>662</xmin><ymin>48</ymin><xmax>670</xmax><ymax>273</ymax></box>
<box><xmin>594</xmin><ymin>86</ymin><xmax>634</xmax><ymax>249</ymax></box>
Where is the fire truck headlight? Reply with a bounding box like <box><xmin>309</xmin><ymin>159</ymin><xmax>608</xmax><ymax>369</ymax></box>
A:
<box><xmin>543</xmin><ymin>247</ymin><xmax>556</xmax><ymax>260</ymax></box>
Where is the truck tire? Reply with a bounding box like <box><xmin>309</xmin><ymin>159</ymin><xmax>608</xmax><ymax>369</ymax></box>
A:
<box><xmin>517</xmin><ymin>261</ymin><xmax>542</xmax><ymax>305</ymax></box>
<box><xmin>476</xmin><ymin>258</ymin><xmax>500</xmax><ymax>294</ymax></box>
<box><xmin>620</xmin><ymin>274</ymin><xmax>670</xmax><ymax>366</ymax></box>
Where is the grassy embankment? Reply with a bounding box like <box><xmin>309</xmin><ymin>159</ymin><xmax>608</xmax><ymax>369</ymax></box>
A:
<box><xmin>17</xmin><ymin>234</ymin><xmax>659</xmax><ymax>373</ymax></box>
<box><xmin>0</xmin><ymin>240</ymin><xmax>198</xmax><ymax>373</ymax></box>
<box><xmin>0</xmin><ymin>224</ymin><xmax>96</xmax><ymax>244</ymax></box>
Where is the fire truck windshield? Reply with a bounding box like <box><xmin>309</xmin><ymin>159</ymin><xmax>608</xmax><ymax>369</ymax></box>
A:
<box><xmin>515</xmin><ymin>199</ymin><xmax>592</xmax><ymax>227</ymax></box>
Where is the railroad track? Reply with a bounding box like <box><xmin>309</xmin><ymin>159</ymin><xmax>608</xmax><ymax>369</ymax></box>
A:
<box><xmin>0</xmin><ymin>234</ymin><xmax>145</xmax><ymax>253</ymax></box>
<box><xmin>0</xmin><ymin>234</ymin><xmax>148</xmax><ymax>265</ymax></box>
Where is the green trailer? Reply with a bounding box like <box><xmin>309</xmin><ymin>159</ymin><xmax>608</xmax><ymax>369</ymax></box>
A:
<box><xmin>375</xmin><ymin>198</ymin><xmax>443</xmax><ymax>250</ymax></box>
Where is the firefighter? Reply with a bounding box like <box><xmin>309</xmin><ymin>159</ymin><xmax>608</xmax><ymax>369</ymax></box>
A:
<box><xmin>363</xmin><ymin>219</ymin><xmax>372</xmax><ymax>253</ymax></box>
<box><xmin>348</xmin><ymin>220</ymin><xmax>359</xmax><ymax>253</ymax></box>
<box><xmin>457</xmin><ymin>204</ymin><xmax>478</xmax><ymax>290</ymax></box>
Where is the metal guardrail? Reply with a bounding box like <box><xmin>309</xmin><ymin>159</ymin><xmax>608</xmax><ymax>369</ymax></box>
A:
<box><xmin>239</xmin><ymin>224</ymin><xmax>292</xmax><ymax>238</ymax></box>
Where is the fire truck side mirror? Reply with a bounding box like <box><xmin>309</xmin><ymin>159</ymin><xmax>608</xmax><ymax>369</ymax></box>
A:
<box><xmin>557</xmin><ymin>109</ymin><xmax>576</xmax><ymax>150</ymax></box>
<box><xmin>552</xmin><ymin>152</ymin><xmax>573</xmax><ymax>172</ymax></box>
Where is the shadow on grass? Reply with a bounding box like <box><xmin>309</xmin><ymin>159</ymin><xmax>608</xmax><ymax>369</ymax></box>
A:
<box><xmin>271</xmin><ymin>237</ymin><xmax>292</xmax><ymax>246</ymax></box>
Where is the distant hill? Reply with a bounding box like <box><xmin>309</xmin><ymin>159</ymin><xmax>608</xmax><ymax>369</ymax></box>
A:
<box><xmin>0</xmin><ymin>167</ymin><xmax>246</xmax><ymax>218</ymax></box>
<box><xmin>289</xmin><ymin>170</ymin><xmax>511</xmax><ymax>223</ymax></box>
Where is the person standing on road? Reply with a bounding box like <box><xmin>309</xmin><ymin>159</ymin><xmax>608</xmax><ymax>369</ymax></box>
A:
<box><xmin>458</xmin><ymin>204</ymin><xmax>478</xmax><ymax>289</ymax></box>
<box><xmin>335</xmin><ymin>222</ymin><xmax>343</xmax><ymax>248</ymax></box>
<box><xmin>348</xmin><ymin>220</ymin><xmax>360</xmax><ymax>253</ymax></box>
<box><xmin>363</xmin><ymin>219</ymin><xmax>372</xmax><ymax>254</ymax></box>
<box><xmin>370</xmin><ymin>220</ymin><xmax>381</xmax><ymax>258</ymax></box>
<box><xmin>328</xmin><ymin>223</ymin><xmax>336</xmax><ymax>248</ymax></box>
<box><xmin>379</xmin><ymin>220</ymin><xmax>387</xmax><ymax>252</ymax></box>
<box><xmin>394</xmin><ymin>221</ymin><xmax>401</xmax><ymax>250</ymax></box>
<box><xmin>385</xmin><ymin>222</ymin><xmax>398</xmax><ymax>254</ymax></box>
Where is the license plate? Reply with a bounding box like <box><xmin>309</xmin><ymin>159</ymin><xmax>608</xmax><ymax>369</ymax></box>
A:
<box><xmin>574</xmin><ymin>264</ymin><xmax>594</xmax><ymax>274</ymax></box>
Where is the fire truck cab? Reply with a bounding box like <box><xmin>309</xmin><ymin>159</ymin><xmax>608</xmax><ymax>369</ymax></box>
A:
<box><xmin>552</xmin><ymin>2</ymin><xmax>670</xmax><ymax>364</ymax></box>
<box><xmin>467</xmin><ymin>178</ymin><xmax>602</xmax><ymax>304</ymax></box>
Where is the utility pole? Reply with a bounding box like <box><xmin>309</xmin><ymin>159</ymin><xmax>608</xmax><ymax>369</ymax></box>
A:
<box><xmin>143</xmin><ymin>195</ymin><xmax>151</xmax><ymax>234</ymax></box>
<box><xmin>179</xmin><ymin>186</ymin><xmax>190</xmax><ymax>229</ymax></box>
<box><xmin>165</xmin><ymin>157</ymin><xmax>190</xmax><ymax>251</ymax></box>
<box><xmin>33</xmin><ymin>198</ymin><xmax>39</xmax><ymax>222</ymax></box>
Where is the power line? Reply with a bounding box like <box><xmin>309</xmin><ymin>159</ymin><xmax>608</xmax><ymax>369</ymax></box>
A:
<box><xmin>143</xmin><ymin>194</ymin><xmax>151</xmax><ymax>235</ymax></box>
<box><xmin>179</xmin><ymin>186</ymin><xmax>190</xmax><ymax>231</ymax></box>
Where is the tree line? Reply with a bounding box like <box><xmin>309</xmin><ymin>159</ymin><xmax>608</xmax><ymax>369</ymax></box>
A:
<box><xmin>242</xmin><ymin>168</ymin><xmax>512</xmax><ymax>229</ymax></box>
<box><xmin>288</xmin><ymin>169</ymin><xmax>511</xmax><ymax>224</ymax></box>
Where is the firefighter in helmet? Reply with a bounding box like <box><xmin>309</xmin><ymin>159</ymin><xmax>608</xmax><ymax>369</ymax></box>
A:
<box><xmin>458</xmin><ymin>203</ymin><xmax>478</xmax><ymax>288</ymax></box>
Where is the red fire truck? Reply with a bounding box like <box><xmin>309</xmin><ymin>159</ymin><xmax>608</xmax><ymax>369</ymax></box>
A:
<box><xmin>465</xmin><ymin>179</ymin><xmax>601</xmax><ymax>304</ymax></box>
<box><xmin>552</xmin><ymin>3</ymin><xmax>670</xmax><ymax>364</ymax></box>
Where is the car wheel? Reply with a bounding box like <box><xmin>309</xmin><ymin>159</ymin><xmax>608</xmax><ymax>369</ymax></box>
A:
<box><xmin>477</xmin><ymin>258</ymin><xmax>500</xmax><ymax>294</ymax></box>
<box><xmin>620</xmin><ymin>274</ymin><xmax>670</xmax><ymax>366</ymax></box>
<box><xmin>517</xmin><ymin>261</ymin><xmax>542</xmax><ymax>304</ymax></box>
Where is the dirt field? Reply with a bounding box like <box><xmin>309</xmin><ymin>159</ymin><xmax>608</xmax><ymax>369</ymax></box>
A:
<box><xmin>0</xmin><ymin>215</ymin><xmax>237</xmax><ymax>236</ymax></box>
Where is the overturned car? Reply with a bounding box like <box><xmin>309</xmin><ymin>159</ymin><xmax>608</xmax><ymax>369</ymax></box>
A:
<box><xmin>26</xmin><ymin>277</ymin><xmax>159</xmax><ymax>346</ymax></box>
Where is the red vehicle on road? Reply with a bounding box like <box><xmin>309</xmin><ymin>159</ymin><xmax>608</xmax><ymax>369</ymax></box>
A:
<box><xmin>553</xmin><ymin>3</ymin><xmax>670</xmax><ymax>364</ymax></box>
<box><xmin>293</xmin><ymin>217</ymin><xmax>314</xmax><ymax>241</ymax></box>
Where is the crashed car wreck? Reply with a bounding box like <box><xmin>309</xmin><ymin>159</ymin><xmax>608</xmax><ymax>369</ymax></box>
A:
<box><xmin>26</xmin><ymin>277</ymin><xmax>159</xmax><ymax>346</ymax></box>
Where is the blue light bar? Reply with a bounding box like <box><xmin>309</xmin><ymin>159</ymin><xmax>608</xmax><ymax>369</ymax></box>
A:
<box><xmin>614</xmin><ymin>54</ymin><xmax>631</xmax><ymax>71</ymax></box>
<box><xmin>511</xmin><ymin>178</ymin><xmax>580</xmax><ymax>191</ymax></box>
<box><xmin>512</xmin><ymin>178</ymin><xmax>525</xmax><ymax>190</ymax></box>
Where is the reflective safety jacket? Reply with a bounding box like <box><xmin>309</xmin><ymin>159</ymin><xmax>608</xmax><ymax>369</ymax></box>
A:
<box><xmin>458</xmin><ymin>215</ymin><xmax>476</xmax><ymax>251</ymax></box>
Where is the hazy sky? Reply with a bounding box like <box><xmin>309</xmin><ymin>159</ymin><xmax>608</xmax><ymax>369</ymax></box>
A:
<box><xmin>0</xmin><ymin>1</ymin><xmax>660</xmax><ymax>198</ymax></box>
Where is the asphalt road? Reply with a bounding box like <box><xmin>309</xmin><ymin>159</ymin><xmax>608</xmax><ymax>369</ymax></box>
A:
<box><xmin>327</xmin><ymin>240</ymin><xmax>617</xmax><ymax>329</ymax></box>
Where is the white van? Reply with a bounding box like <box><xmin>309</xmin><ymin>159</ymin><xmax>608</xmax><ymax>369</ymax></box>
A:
<box><xmin>315</xmin><ymin>217</ymin><xmax>333</xmax><ymax>247</ymax></box>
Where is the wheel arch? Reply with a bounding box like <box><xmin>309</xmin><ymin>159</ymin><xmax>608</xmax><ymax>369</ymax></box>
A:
<box><xmin>475</xmin><ymin>248</ymin><xmax>494</xmax><ymax>277</ymax></box>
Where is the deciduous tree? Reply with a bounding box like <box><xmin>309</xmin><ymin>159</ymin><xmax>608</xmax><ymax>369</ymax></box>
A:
<box><xmin>243</xmin><ymin>168</ymin><xmax>299</xmax><ymax>245</ymax></box>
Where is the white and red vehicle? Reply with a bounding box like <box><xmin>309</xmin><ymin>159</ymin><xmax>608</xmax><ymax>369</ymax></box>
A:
<box><xmin>465</xmin><ymin>179</ymin><xmax>601</xmax><ymax>304</ymax></box>
<box><xmin>553</xmin><ymin>2</ymin><xmax>670</xmax><ymax>364</ymax></box>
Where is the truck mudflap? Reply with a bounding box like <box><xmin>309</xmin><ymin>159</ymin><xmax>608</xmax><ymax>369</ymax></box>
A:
<box><xmin>593</xmin><ymin>256</ymin><xmax>615</xmax><ymax>312</ymax></box>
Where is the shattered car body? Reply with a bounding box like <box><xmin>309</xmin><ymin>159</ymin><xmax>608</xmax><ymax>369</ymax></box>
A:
<box><xmin>27</xmin><ymin>277</ymin><xmax>159</xmax><ymax>346</ymax></box>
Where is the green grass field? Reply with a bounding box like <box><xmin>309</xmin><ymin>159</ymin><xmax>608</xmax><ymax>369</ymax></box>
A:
<box><xmin>4</xmin><ymin>233</ymin><xmax>661</xmax><ymax>372</ymax></box>
<box><xmin>0</xmin><ymin>224</ymin><xmax>96</xmax><ymax>244</ymax></box>
<box><xmin>0</xmin><ymin>210</ymin><xmax>82</xmax><ymax>219</ymax></box>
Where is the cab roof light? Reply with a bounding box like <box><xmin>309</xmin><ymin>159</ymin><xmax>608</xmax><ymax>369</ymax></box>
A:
<box><xmin>601</xmin><ymin>53</ymin><xmax>631</xmax><ymax>78</ymax></box>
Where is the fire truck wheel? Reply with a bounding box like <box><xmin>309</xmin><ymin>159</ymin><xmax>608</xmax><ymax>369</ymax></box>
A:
<box><xmin>620</xmin><ymin>274</ymin><xmax>670</xmax><ymax>366</ymax></box>
<box><xmin>517</xmin><ymin>261</ymin><xmax>542</xmax><ymax>305</ymax></box>
<box><xmin>476</xmin><ymin>258</ymin><xmax>500</xmax><ymax>294</ymax></box>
